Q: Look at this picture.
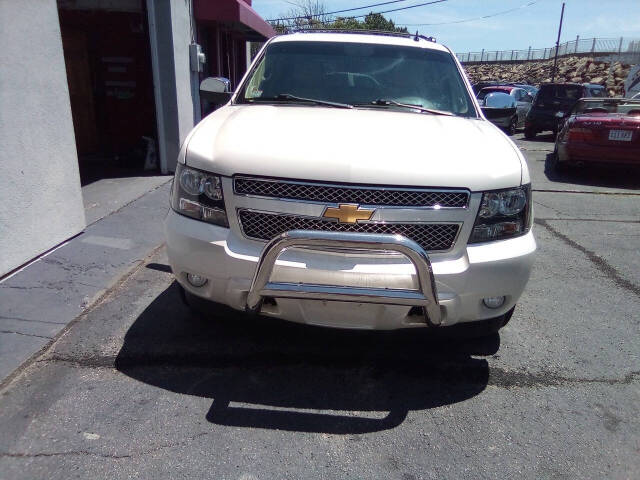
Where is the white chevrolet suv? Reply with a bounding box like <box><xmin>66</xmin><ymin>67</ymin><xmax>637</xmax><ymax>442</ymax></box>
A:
<box><xmin>164</xmin><ymin>31</ymin><xmax>536</xmax><ymax>335</ymax></box>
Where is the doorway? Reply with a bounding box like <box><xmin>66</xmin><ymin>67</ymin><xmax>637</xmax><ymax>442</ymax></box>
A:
<box><xmin>58</xmin><ymin>0</ymin><xmax>159</xmax><ymax>186</ymax></box>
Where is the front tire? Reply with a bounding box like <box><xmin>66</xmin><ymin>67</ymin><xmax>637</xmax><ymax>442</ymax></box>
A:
<box><xmin>524</xmin><ymin>127</ymin><xmax>536</xmax><ymax>139</ymax></box>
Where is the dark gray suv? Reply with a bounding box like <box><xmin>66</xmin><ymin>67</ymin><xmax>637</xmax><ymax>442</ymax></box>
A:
<box><xmin>524</xmin><ymin>83</ymin><xmax>607</xmax><ymax>139</ymax></box>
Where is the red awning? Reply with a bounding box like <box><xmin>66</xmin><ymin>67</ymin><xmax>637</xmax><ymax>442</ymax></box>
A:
<box><xmin>194</xmin><ymin>0</ymin><xmax>276</xmax><ymax>40</ymax></box>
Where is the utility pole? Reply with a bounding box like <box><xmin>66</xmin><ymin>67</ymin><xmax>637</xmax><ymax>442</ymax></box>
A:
<box><xmin>551</xmin><ymin>2</ymin><xmax>565</xmax><ymax>82</ymax></box>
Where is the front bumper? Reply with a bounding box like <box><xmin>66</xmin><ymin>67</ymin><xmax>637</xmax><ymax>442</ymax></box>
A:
<box><xmin>165</xmin><ymin>209</ymin><xmax>536</xmax><ymax>330</ymax></box>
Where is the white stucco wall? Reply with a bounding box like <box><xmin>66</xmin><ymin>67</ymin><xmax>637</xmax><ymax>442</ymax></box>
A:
<box><xmin>0</xmin><ymin>0</ymin><xmax>86</xmax><ymax>276</ymax></box>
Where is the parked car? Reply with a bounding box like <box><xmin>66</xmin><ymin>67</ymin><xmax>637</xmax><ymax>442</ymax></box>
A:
<box><xmin>510</xmin><ymin>83</ymin><xmax>539</xmax><ymax>97</ymax></box>
<box><xmin>477</xmin><ymin>85</ymin><xmax>533</xmax><ymax>131</ymax></box>
<box><xmin>524</xmin><ymin>83</ymin><xmax>607</xmax><ymax>139</ymax></box>
<box><xmin>471</xmin><ymin>80</ymin><xmax>504</xmax><ymax>95</ymax></box>
<box><xmin>479</xmin><ymin>92</ymin><xmax>519</xmax><ymax>135</ymax></box>
<box><xmin>552</xmin><ymin>97</ymin><xmax>640</xmax><ymax>171</ymax></box>
<box><xmin>165</xmin><ymin>31</ymin><xmax>536</xmax><ymax>337</ymax></box>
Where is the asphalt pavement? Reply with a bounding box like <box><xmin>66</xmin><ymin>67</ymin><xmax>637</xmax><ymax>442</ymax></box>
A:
<box><xmin>0</xmin><ymin>133</ymin><xmax>638</xmax><ymax>479</ymax></box>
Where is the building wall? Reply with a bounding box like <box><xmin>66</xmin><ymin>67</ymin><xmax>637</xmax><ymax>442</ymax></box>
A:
<box><xmin>170</xmin><ymin>0</ymin><xmax>199</xmax><ymax>141</ymax></box>
<box><xmin>0</xmin><ymin>0</ymin><xmax>86</xmax><ymax>276</ymax></box>
<box><xmin>148</xmin><ymin>0</ymin><xmax>198</xmax><ymax>173</ymax></box>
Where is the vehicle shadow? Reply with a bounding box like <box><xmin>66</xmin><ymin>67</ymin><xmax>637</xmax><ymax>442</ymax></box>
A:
<box><xmin>522</xmin><ymin>132</ymin><xmax>556</xmax><ymax>143</ymax></box>
<box><xmin>115</xmin><ymin>282</ymin><xmax>497</xmax><ymax>434</ymax></box>
<box><xmin>544</xmin><ymin>153</ymin><xmax>640</xmax><ymax>189</ymax></box>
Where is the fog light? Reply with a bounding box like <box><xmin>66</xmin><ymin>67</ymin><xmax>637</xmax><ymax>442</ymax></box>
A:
<box><xmin>483</xmin><ymin>296</ymin><xmax>505</xmax><ymax>309</ymax></box>
<box><xmin>186</xmin><ymin>273</ymin><xmax>208</xmax><ymax>287</ymax></box>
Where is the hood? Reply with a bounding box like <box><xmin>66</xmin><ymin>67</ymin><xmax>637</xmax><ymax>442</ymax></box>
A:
<box><xmin>186</xmin><ymin>105</ymin><xmax>524</xmax><ymax>191</ymax></box>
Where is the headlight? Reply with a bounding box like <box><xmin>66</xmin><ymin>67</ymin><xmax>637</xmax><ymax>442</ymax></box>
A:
<box><xmin>171</xmin><ymin>163</ymin><xmax>228</xmax><ymax>227</ymax></box>
<box><xmin>469</xmin><ymin>185</ymin><xmax>531</xmax><ymax>243</ymax></box>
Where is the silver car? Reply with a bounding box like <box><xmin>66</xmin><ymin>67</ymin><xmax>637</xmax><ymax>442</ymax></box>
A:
<box><xmin>478</xmin><ymin>86</ymin><xmax>534</xmax><ymax>132</ymax></box>
<box><xmin>479</xmin><ymin>92</ymin><xmax>518</xmax><ymax>135</ymax></box>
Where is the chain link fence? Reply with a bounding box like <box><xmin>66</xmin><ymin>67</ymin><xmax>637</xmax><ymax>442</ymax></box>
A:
<box><xmin>457</xmin><ymin>37</ymin><xmax>640</xmax><ymax>64</ymax></box>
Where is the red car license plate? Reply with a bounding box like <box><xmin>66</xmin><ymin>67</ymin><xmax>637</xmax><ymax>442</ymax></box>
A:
<box><xmin>608</xmin><ymin>129</ymin><xmax>633</xmax><ymax>142</ymax></box>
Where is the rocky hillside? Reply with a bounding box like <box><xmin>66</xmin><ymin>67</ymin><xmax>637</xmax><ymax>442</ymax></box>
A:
<box><xmin>463</xmin><ymin>56</ymin><xmax>633</xmax><ymax>96</ymax></box>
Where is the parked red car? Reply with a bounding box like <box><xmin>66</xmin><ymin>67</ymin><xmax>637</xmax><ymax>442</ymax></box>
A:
<box><xmin>552</xmin><ymin>98</ymin><xmax>640</xmax><ymax>171</ymax></box>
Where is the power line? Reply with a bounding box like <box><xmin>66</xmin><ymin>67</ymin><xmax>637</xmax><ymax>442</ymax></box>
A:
<box><xmin>269</xmin><ymin>0</ymin><xmax>448</xmax><ymax>23</ymax></box>
<box><xmin>267</xmin><ymin>0</ymin><xmax>412</xmax><ymax>22</ymax></box>
<box><xmin>345</xmin><ymin>0</ymin><xmax>448</xmax><ymax>20</ymax></box>
<box><xmin>399</xmin><ymin>0</ymin><xmax>539</xmax><ymax>26</ymax></box>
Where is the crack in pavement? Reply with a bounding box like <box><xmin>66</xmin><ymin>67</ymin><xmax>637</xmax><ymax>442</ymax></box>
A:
<box><xmin>533</xmin><ymin>198</ymin><xmax>564</xmax><ymax>216</ymax></box>
<box><xmin>39</xmin><ymin>353</ymin><xmax>640</xmax><ymax>390</ymax></box>
<box><xmin>533</xmin><ymin>189</ymin><xmax>640</xmax><ymax>196</ymax></box>
<box><xmin>535</xmin><ymin>218</ymin><xmax>640</xmax><ymax>299</ymax></box>
<box><xmin>0</xmin><ymin>280</ymin><xmax>100</xmax><ymax>292</ymax></box>
<box><xmin>488</xmin><ymin>368</ymin><xmax>639</xmax><ymax>389</ymax></box>
<box><xmin>0</xmin><ymin>285</ymin><xmax>61</xmax><ymax>291</ymax></box>
<box><xmin>0</xmin><ymin>431</ymin><xmax>211</xmax><ymax>461</ymax></box>
<box><xmin>537</xmin><ymin>218</ymin><xmax>640</xmax><ymax>224</ymax></box>
<box><xmin>0</xmin><ymin>316</ymin><xmax>67</xmax><ymax>325</ymax></box>
<box><xmin>0</xmin><ymin>330</ymin><xmax>53</xmax><ymax>340</ymax></box>
<box><xmin>0</xmin><ymin>450</ymin><xmax>131</xmax><ymax>460</ymax></box>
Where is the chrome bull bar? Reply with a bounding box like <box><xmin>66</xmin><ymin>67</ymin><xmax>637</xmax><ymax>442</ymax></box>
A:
<box><xmin>245</xmin><ymin>230</ymin><xmax>442</xmax><ymax>326</ymax></box>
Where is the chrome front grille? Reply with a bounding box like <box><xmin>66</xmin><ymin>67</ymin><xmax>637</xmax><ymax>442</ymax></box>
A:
<box><xmin>238</xmin><ymin>210</ymin><xmax>460</xmax><ymax>252</ymax></box>
<box><xmin>234</xmin><ymin>177</ymin><xmax>469</xmax><ymax>208</ymax></box>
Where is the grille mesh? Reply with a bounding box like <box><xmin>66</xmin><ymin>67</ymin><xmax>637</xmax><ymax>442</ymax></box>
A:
<box><xmin>235</xmin><ymin>178</ymin><xmax>468</xmax><ymax>208</ymax></box>
<box><xmin>238</xmin><ymin>210</ymin><xmax>460</xmax><ymax>252</ymax></box>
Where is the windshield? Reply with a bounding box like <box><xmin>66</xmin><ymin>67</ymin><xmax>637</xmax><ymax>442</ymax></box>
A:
<box><xmin>237</xmin><ymin>41</ymin><xmax>476</xmax><ymax>117</ymax></box>
<box><xmin>588</xmin><ymin>87</ymin><xmax>606</xmax><ymax>97</ymax></box>
<box><xmin>519</xmin><ymin>85</ymin><xmax>538</xmax><ymax>95</ymax></box>
<box><xmin>539</xmin><ymin>85</ymin><xmax>582</xmax><ymax>101</ymax></box>
<box><xmin>483</xmin><ymin>92</ymin><xmax>516</xmax><ymax>108</ymax></box>
<box><xmin>477</xmin><ymin>88</ymin><xmax>510</xmax><ymax>100</ymax></box>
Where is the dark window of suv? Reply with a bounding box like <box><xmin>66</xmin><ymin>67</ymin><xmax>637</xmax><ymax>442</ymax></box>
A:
<box><xmin>535</xmin><ymin>84</ymin><xmax>583</xmax><ymax>107</ymax></box>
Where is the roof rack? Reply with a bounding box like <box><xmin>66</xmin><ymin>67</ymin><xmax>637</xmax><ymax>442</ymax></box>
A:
<box><xmin>288</xmin><ymin>29</ymin><xmax>436</xmax><ymax>43</ymax></box>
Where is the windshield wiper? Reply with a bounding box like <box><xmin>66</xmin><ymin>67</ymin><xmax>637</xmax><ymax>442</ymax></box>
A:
<box><xmin>365</xmin><ymin>99</ymin><xmax>454</xmax><ymax>116</ymax></box>
<box><xmin>248</xmin><ymin>94</ymin><xmax>353</xmax><ymax>109</ymax></box>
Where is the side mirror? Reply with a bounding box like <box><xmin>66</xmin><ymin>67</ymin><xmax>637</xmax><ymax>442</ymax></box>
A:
<box><xmin>200</xmin><ymin>77</ymin><xmax>232</xmax><ymax>104</ymax></box>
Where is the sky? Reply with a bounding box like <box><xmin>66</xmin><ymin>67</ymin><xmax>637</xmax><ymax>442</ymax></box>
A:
<box><xmin>252</xmin><ymin>0</ymin><xmax>640</xmax><ymax>54</ymax></box>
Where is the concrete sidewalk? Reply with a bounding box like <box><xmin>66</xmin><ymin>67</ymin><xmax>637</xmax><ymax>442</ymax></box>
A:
<box><xmin>0</xmin><ymin>181</ymin><xmax>171</xmax><ymax>384</ymax></box>
<box><xmin>82</xmin><ymin>175</ymin><xmax>172</xmax><ymax>225</ymax></box>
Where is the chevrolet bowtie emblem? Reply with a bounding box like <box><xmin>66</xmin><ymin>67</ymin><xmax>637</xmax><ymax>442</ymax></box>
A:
<box><xmin>323</xmin><ymin>204</ymin><xmax>375</xmax><ymax>224</ymax></box>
